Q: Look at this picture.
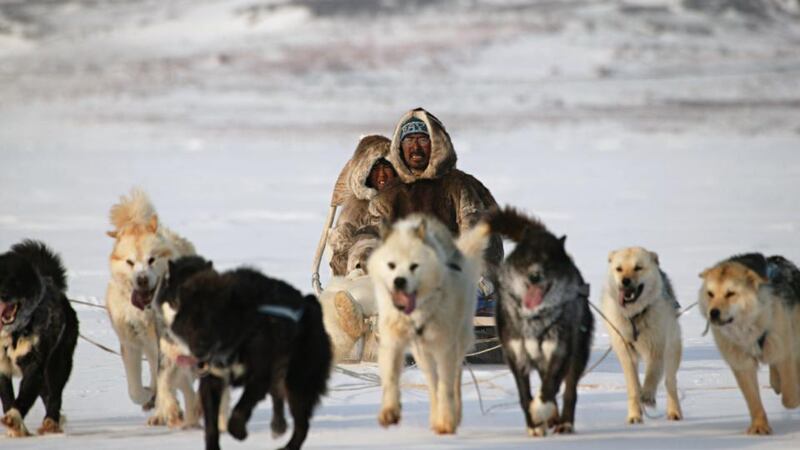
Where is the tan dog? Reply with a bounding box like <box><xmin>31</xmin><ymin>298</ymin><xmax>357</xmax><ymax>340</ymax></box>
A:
<box><xmin>368</xmin><ymin>215</ymin><xmax>489</xmax><ymax>435</ymax></box>
<box><xmin>602</xmin><ymin>247</ymin><xmax>683</xmax><ymax>424</ymax></box>
<box><xmin>105</xmin><ymin>189</ymin><xmax>199</xmax><ymax>427</ymax></box>
<box><xmin>699</xmin><ymin>253</ymin><xmax>800</xmax><ymax>435</ymax></box>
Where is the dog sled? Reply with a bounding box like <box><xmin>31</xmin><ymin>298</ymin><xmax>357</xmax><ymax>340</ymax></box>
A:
<box><xmin>310</xmin><ymin>169</ymin><xmax>503</xmax><ymax>364</ymax></box>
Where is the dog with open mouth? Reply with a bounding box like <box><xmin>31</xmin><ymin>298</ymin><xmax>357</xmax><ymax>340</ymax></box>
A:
<box><xmin>104</xmin><ymin>188</ymin><xmax>198</xmax><ymax>427</ymax></box>
<box><xmin>368</xmin><ymin>214</ymin><xmax>491</xmax><ymax>435</ymax></box>
<box><xmin>159</xmin><ymin>256</ymin><xmax>331</xmax><ymax>450</ymax></box>
<box><xmin>601</xmin><ymin>246</ymin><xmax>683</xmax><ymax>425</ymax></box>
<box><xmin>486</xmin><ymin>207</ymin><xmax>593</xmax><ymax>437</ymax></box>
<box><xmin>0</xmin><ymin>240</ymin><xmax>79</xmax><ymax>438</ymax></box>
<box><xmin>699</xmin><ymin>253</ymin><xmax>800</xmax><ymax>435</ymax></box>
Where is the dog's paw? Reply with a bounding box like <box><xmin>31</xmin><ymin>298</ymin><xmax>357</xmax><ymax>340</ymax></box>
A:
<box><xmin>141</xmin><ymin>394</ymin><xmax>156</xmax><ymax>412</ymax></box>
<box><xmin>627</xmin><ymin>415</ymin><xmax>643</xmax><ymax>425</ymax></box>
<box><xmin>640</xmin><ymin>392</ymin><xmax>656</xmax><ymax>408</ymax></box>
<box><xmin>378</xmin><ymin>406</ymin><xmax>401</xmax><ymax>428</ymax></box>
<box><xmin>527</xmin><ymin>425</ymin><xmax>547</xmax><ymax>437</ymax></box>
<box><xmin>667</xmin><ymin>410</ymin><xmax>683</xmax><ymax>421</ymax></box>
<box><xmin>271</xmin><ymin>414</ymin><xmax>288</xmax><ymax>438</ymax></box>
<box><xmin>2</xmin><ymin>409</ymin><xmax>31</xmax><ymax>438</ymax></box>
<box><xmin>431</xmin><ymin>416</ymin><xmax>457</xmax><ymax>435</ymax></box>
<box><xmin>37</xmin><ymin>417</ymin><xmax>63</xmax><ymax>435</ymax></box>
<box><xmin>747</xmin><ymin>420</ymin><xmax>772</xmax><ymax>436</ymax></box>
<box><xmin>146</xmin><ymin>415</ymin><xmax>165</xmax><ymax>426</ymax></box>
<box><xmin>228</xmin><ymin>413</ymin><xmax>248</xmax><ymax>441</ymax></box>
<box><xmin>554</xmin><ymin>422</ymin><xmax>574</xmax><ymax>434</ymax></box>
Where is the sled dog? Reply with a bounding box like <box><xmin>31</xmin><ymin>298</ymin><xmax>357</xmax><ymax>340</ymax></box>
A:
<box><xmin>602</xmin><ymin>246</ymin><xmax>683</xmax><ymax>424</ymax></box>
<box><xmin>0</xmin><ymin>241</ymin><xmax>79</xmax><ymax>437</ymax></box>
<box><xmin>699</xmin><ymin>253</ymin><xmax>800</xmax><ymax>435</ymax></box>
<box><xmin>162</xmin><ymin>256</ymin><xmax>331</xmax><ymax>450</ymax></box>
<box><xmin>368</xmin><ymin>214</ymin><xmax>490</xmax><ymax>434</ymax></box>
<box><xmin>487</xmin><ymin>207</ymin><xmax>593</xmax><ymax>437</ymax></box>
<box><xmin>104</xmin><ymin>188</ymin><xmax>198</xmax><ymax>426</ymax></box>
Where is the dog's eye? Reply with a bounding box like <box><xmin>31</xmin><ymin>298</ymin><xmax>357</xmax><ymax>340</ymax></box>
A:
<box><xmin>725</xmin><ymin>291</ymin><xmax>735</xmax><ymax>299</ymax></box>
<box><xmin>615</xmin><ymin>267</ymin><xmax>622</xmax><ymax>273</ymax></box>
<box><xmin>388</xmin><ymin>262</ymin><xmax>396</xmax><ymax>270</ymax></box>
<box><xmin>528</xmin><ymin>273</ymin><xmax>541</xmax><ymax>284</ymax></box>
<box><xmin>707</xmin><ymin>290</ymin><xmax>714</xmax><ymax>298</ymax></box>
<box><xmin>148</xmin><ymin>257</ymin><xmax>156</xmax><ymax>265</ymax></box>
<box><xmin>634</xmin><ymin>265</ymin><xmax>642</xmax><ymax>272</ymax></box>
<box><xmin>126</xmin><ymin>259</ymin><xmax>134</xmax><ymax>267</ymax></box>
<box><xmin>409</xmin><ymin>263</ymin><xmax>419</xmax><ymax>272</ymax></box>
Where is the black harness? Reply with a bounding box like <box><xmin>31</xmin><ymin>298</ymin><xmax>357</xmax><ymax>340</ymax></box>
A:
<box><xmin>628</xmin><ymin>306</ymin><xmax>650</xmax><ymax>343</ymax></box>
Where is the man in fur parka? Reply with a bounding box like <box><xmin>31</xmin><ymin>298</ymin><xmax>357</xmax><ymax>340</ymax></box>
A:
<box><xmin>372</xmin><ymin>108</ymin><xmax>504</xmax><ymax>305</ymax></box>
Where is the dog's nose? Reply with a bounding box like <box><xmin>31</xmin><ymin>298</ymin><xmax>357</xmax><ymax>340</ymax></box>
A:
<box><xmin>136</xmin><ymin>275</ymin><xmax>149</xmax><ymax>288</ymax></box>
<box><xmin>622</xmin><ymin>278</ymin><xmax>631</xmax><ymax>287</ymax></box>
<box><xmin>709</xmin><ymin>308</ymin><xmax>720</xmax><ymax>321</ymax></box>
<box><xmin>393</xmin><ymin>277</ymin><xmax>407</xmax><ymax>291</ymax></box>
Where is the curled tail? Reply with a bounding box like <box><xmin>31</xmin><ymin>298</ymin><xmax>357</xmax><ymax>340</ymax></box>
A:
<box><xmin>456</xmin><ymin>222</ymin><xmax>492</xmax><ymax>263</ymax></box>
<box><xmin>11</xmin><ymin>240</ymin><xmax>68</xmax><ymax>292</ymax></box>
<box><xmin>109</xmin><ymin>188</ymin><xmax>157</xmax><ymax>230</ymax></box>
<box><xmin>486</xmin><ymin>206</ymin><xmax>548</xmax><ymax>243</ymax></box>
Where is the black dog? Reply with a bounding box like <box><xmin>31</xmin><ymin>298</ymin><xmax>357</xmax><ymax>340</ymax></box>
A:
<box><xmin>487</xmin><ymin>208</ymin><xmax>594</xmax><ymax>437</ymax></box>
<box><xmin>0</xmin><ymin>240</ymin><xmax>79</xmax><ymax>437</ymax></box>
<box><xmin>160</xmin><ymin>256</ymin><xmax>331</xmax><ymax>450</ymax></box>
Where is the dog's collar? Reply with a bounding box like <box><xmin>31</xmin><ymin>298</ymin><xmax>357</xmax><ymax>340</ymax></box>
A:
<box><xmin>628</xmin><ymin>306</ymin><xmax>650</xmax><ymax>343</ymax></box>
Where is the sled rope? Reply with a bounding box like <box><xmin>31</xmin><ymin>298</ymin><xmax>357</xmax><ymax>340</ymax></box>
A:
<box><xmin>79</xmin><ymin>333</ymin><xmax>121</xmax><ymax>356</ymax></box>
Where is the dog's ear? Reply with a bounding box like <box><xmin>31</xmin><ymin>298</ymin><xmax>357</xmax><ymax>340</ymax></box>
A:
<box><xmin>650</xmin><ymin>251</ymin><xmax>660</xmax><ymax>266</ymax></box>
<box><xmin>106</xmin><ymin>230</ymin><xmax>118</xmax><ymax>239</ymax></box>
<box><xmin>746</xmin><ymin>269</ymin><xmax>768</xmax><ymax>288</ymax></box>
<box><xmin>699</xmin><ymin>267</ymin><xmax>710</xmax><ymax>279</ymax></box>
<box><xmin>415</xmin><ymin>218</ymin><xmax>427</xmax><ymax>241</ymax></box>
<box><xmin>558</xmin><ymin>235</ymin><xmax>567</xmax><ymax>245</ymax></box>
<box><xmin>147</xmin><ymin>214</ymin><xmax>159</xmax><ymax>233</ymax></box>
<box><xmin>608</xmin><ymin>250</ymin><xmax>616</xmax><ymax>263</ymax></box>
<box><xmin>205</xmin><ymin>261</ymin><xmax>213</xmax><ymax>270</ymax></box>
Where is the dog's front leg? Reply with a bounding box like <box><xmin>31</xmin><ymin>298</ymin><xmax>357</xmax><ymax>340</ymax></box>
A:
<box><xmin>228</xmin><ymin>368</ymin><xmax>272</xmax><ymax>441</ymax></box>
<box><xmin>178</xmin><ymin>372</ymin><xmax>200</xmax><ymax>428</ymax></box>
<box><xmin>377</xmin><ymin>332</ymin><xmax>405</xmax><ymax>427</ymax></box>
<box><xmin>1</xmin><ymin>364</ymin><xmax>43</xmax><ymax>437</ymax></box>
<box><xmin>431</xmin><ymin>348</ymin><xmax>459</xmax><ymax>435</ymax></box>
<box><xmin>121</xmin><ymin>343</ymin><xmax>152</xmax><ymax>406</ymax></box>
<box><xmin>411</xmin><ymin>343</ymin><xmax>439</xmax><ymax>430</ymax></box>
<box><xmin>199</xmin><ymin>375</ymin><xmax>224</xmax><ymax>450</ymax></box>
<box><xmin>612</xmin><ymin>337</ymin><xmax>643</xmax><ymax>424</ymax></box>
<box><xmin>640</xmin><ymin>348</ymin><xmax>665</xmax><ymax>408</ymax></box>
<box><xmin>148</xmin><ymin>360</ymin><xmax>182</xmax><ymax>427</ymax></box>
<box><xmin>530</xmin><ymin>352</ymin><xmax>568</xmax><ymax>437</ymax></box>
<box><xmin>0</xmin><ymin>375</ymin><xmax>14</xmax><ymax>414</ymax></box>
<box><xmin>732</xmin><ymin>367</ymin><xmax>771</xmax><ymax>435</ymax></box>
<box><xmin>269</xmin><ymin>384</ymin><xmax>288</xmax><ymax>438</ymax></box>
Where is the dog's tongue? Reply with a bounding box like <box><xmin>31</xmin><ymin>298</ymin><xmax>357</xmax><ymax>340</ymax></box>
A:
<box><xmin>524</xmin><ymin>286</ymin><xmax>544</xmax><ymax>310</ymax></box>
<box><xmin>131</xmin><ymin>290</ymin><xmax>152</xmax><ymax>310</ymax></box>
<box><xmin>176</xmin><ymin>355</ymin><xmax>198</xmax><ymax>368</ymax></box>
<box><xmin>619</xmin><ymin>289</ymin><xmax>635</xmax><ymax>306</ymax></box>
<box><xmin>393</xmin><ymin>291</ymin><xmax>417</xmax><ymax>315</ymax></box>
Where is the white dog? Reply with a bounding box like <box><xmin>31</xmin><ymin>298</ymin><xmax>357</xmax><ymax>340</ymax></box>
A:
<box><xmin>105</xmin><ymin>189</ymin><xmax>199</xmax><ymax>427</ymax></box>
<box><xmin>368</xmin><ymin>214</ymin><xmax>489</xmax><ymax>435</ymax></box>
<box><xmin>601</xmin><ymin>247</ymin><xmax>683</xmax><ymax>424</ymax></box>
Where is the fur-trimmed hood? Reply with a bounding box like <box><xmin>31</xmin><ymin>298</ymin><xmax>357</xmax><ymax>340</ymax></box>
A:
<box><xmin>388</xmin><ymin>108</ymin><xmax>457</xmax><ymax>183</ymax></box>
<box><xmin>331</xmin><ymin>135</ymin><xmax>392</xmax><ymax>205</ymax></box>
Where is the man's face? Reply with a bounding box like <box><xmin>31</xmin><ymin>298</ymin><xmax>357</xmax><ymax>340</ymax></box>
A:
<box><xmin>368</xmin><ymin>161</ymin><xmax>396</xmax><ymax>191</ymax></box>
<box><xmin>401</xmin><ymin>133</ymin><xmax>431</xmax><ymax>172</ymax></box>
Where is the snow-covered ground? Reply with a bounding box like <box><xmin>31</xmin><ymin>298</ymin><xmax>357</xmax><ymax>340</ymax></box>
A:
<box><xmin>1</xmin><ymin>0</ymin><xmax>800</xmax><ymax>448</ymax></box>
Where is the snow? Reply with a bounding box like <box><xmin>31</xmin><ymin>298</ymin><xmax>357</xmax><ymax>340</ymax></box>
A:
<box><xmin>1</xmin><ymin>0</ymin><xmax>800</xmax><ymax>448</ymax></box>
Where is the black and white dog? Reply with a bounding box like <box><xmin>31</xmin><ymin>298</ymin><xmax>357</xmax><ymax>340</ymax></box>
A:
<box><xmin>488</xmin><ymin>208</ymin><xmax>593</xmax><ymax>437</ymax></box>
<box><xmin>0</xmin><ymin>240</ymin><xmax>79</xmax><ymax>437</ymax></box>
<box><xmin>158</xmin><ymin>256</ymin><xmax>331</xmax><ymax>450</ymax></box>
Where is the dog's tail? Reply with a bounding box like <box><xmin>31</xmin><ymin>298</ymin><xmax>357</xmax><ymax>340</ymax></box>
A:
<box><xmin>287</xmin><ymin>294</ymin><xmax>333</xmax><ymax>405</ymax></box>
<box><xmin>486</xmin><ymin>206</ymin><xmax>548</xmax><ymax>243</ymax></box>
<box><xmin>109</xmin><ymin>188</ymin><xmax>157</xmax><ymax>231</ymax></box>
<box><xmin>11</xmin><ymin>240</ymin><xmax>68</xmax><ymax>292</ymax></box>
<box><xmin>456</xmin><ymin>221</ymin><xmax>492</xmax><ymax>263</ymax></box>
